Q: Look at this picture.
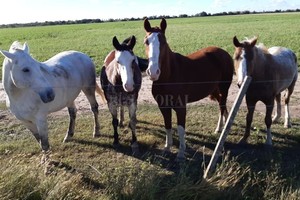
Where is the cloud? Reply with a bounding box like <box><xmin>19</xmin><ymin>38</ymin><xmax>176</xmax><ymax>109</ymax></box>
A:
<box><xmin>212</xmin><ymin>0</ymin><xmax>233</xmax><ymax>9</ymax></box>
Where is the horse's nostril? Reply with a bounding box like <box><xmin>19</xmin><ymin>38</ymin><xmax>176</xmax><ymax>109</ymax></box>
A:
<box><xmin>156</xmin><ymin>69</ymin><xmax>160</xmax><ymax>75</ymax></box>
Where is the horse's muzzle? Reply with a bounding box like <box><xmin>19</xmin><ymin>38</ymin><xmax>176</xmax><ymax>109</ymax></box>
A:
<box><xmin>40</xmin><ymin>88</ymin><xmax>55</xmax><ymax>103</ymax></box>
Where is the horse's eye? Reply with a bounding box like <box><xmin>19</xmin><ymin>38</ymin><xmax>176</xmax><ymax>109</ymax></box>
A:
<box><xmin>22</xmin><ymin>68</ymin><xmax>30</xmax><ymax>73</ymax></box>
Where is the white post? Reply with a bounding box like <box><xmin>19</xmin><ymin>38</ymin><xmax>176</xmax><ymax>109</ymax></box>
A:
<box><xmin>203</xmin><ymin>76</ymin><xmax>252</xmax><ymax>179</ymax></box>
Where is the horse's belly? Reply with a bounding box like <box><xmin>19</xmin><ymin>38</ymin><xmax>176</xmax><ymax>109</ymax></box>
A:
<box><xmin>48</xmin><ymin>89</ymin><xmax>81</xmax><ymax>112</ymax></box>
<box><xmin>152</xmin><ymin>83</ymin><xmax>217</xmax><ymax>104</ymax></box>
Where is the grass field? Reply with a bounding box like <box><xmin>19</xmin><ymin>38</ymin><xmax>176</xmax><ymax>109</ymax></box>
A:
<box><xmin>1</xmin><ymin>13</ymin><xmax>300</xmax><ymax>199</ymax></box>
<box><xmin>0</xmin><ymin>12</ymin><xmax>299</xmax><ymax>76</ymax></box>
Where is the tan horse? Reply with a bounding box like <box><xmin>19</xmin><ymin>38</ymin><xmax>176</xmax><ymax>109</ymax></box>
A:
<box><xmin>233</xmin><ymin>36</ymin><xmax>298</xmax><ymax>146</ymax></box>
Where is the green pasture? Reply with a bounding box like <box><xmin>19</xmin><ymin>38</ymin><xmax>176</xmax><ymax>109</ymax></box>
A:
<box><xmin>0</xmin><ymin>12</ymin><xmax>300</xmax><ymax>77</ymax></box>
<box><xmin>1</xmin><ymin>13</ymin><xmax>300</xmax><ymax>199</ymax></box>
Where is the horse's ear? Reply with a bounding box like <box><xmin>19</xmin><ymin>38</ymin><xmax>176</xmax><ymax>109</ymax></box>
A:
<box><xmin>23</xmin><ymin>42</ymin><xmax>29</xmax><ymax>54</ymax></box>
<box><xmin>144</xmin><ymin>18</ymin><xmax>152</xmax><ymax>32</ymax></box>
<box><xmin>128</xmin><ymin>35</ymin><xmax>136</xmax><ymax>50</ymax></box>
<box><xmin>112</xmin><ymin>36</ymin><xmax>121</xmax><ymax>51</ymax></box>
<box><xmin>250</xmin><ymin>36</ymin><xmax>258</xmax><ymax>47</ymax></box>
<box><xmin>233</xmin><ymin>36</ymin><xmax>242</xmax><ymax>48</ymax></box>
<box><xmin>160</xmin><ymin>18</ymin><xmax>167</xmax><ymax>34</ymax></box>
<box><xmin>0</xmin><ymin>50</ymin><xmax>15</xmax><ymax>60</ymax></box>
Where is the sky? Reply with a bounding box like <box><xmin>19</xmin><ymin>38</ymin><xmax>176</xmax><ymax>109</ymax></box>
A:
<box><xmin>0</xmin><ymin>0</ymin><xmax>299</xmax><ymax>25</ymax></box>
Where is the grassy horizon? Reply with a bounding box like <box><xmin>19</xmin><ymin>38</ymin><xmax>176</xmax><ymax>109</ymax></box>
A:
<box><xmin>0</xmin><ymin>12</ymin><xmax>299</xmax><ymax>77</ymax></box>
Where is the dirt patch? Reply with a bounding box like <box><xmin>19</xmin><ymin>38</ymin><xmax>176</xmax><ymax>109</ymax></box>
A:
<box><xmin>1</xmin><ymin>74</ymin><xmax>300</xmax><ymax>119</ymax></box>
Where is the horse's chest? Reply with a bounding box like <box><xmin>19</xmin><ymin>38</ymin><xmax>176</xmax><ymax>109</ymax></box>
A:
<box><xmin>105</xmin><ymin>85</ymin><xmax>137</xmax><ymax>106</ymax></box>
<box><xmin>9</xmin><ymin>98</ymin><xmax>39</xmax><ymax>121</ymax></box>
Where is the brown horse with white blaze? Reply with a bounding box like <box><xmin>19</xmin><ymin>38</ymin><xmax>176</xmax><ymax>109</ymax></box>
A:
<box><xmin>143</xmin><ymin>18</ymin><xmax>234</xmax><ymax>160</ymax></box>
<box><xmin>233</xmin><ymin>36</ymin><xmax>298</xmax><ymax>146</ymax></box>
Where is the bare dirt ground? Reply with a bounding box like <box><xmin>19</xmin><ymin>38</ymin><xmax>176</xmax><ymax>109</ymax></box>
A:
<box><xmin>1</xmin><ymin>74</ymin><xmax>300</xmax><ymax>119</ymax></box>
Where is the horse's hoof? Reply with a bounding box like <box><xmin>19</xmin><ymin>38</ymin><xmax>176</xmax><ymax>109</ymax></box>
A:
<box><xmin>238</xmin><ymin>137</ymin><xmax>248</xmax><ymax>145</ymax></box>
<box><xmin>163</xmin><ymin>147</ymin><xmax>172</xmax><ymax>155</ymax></box>
<box><xmin>41</xmin><ymin>150</ymin><xmax>51</xmax><ymax>165</ymax></box>
<box><xmin>131</xmin><ymin>142</ymin><xmax>140</xmax><ymax>156</ymax></box>
<box><xmin>175</xmin><ymin>155</ymin><xmax>186</xmax><ymax>162</ymax></box>
<box><xmin>132</xmin><ymin>147</ymin><xmax>140</xmax><ymax>157</ymax></box>
<box><xmin>263</xmin><ymin>143</ymin><xmax>273</xmax><ymax>153</ymax></box>
<box><xmin>175</xmin><ymin>151</ymin><xmax>186</xmax><ymax>162</ymax></box>
<box><xmin>63</xmin><ymin>136</ymin><xmax>72</xmax><ymax>143</ymax></box>
<box><xmin>284</xmin><ymin>124</ymin><xmax>292</xmax><ymax>128</ymax></box>
<box><xmin>93</xmin><ymin>132</ymin><xmax>101</xmax><ymax>138</ymax></box>
<box><xmin>113</xmin><ymin>142</ymin><xmax>120</xmax><ymax>149</ymax></box>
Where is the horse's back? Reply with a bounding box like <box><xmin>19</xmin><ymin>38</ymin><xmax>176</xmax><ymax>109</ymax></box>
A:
<box><xmin>186</xmin><ymin>46</ymin><xmax>234</xmax><ymax>82</ymax></box>
<box><xmin>269</xmin><ymin>47</ymin><xmax>297</xmax><ymax>69</ymax></box>
<box><xmin>267</xmin><ymin>47</ymin><xmax>298</xmax><ymax>92</ymax></box>
<box><xmin>45</xmin><ymin>51</ymin><xmax>96</xmax><ymax>85</ymax></box>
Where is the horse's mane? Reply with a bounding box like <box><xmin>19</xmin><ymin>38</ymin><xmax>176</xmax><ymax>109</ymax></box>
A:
<box><xmin>242</xmin><ymin>37</ymin><xmax>269</xmax><ymax>55</ymax></box>
<box><xmin>257</xmin><ymin>43</ymin><xmax>269</xmax><ymax>54</ymax></box>
<box><xmin>9</xmin><ymin>41</ymin><xmax>23</xmax><ymax>52</ymax></box>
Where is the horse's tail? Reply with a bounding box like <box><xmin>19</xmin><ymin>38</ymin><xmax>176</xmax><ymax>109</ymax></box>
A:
<box><xmin>95</xmin><ymin>83</ymin><xmax>107</xmax><ymax>104</ymax></box>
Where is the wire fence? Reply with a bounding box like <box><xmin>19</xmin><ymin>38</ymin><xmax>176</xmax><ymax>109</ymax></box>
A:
<box><xmin>1</xmin><ymin>78</ymin><xmax>300</xmax><ymax>111</ymax></box>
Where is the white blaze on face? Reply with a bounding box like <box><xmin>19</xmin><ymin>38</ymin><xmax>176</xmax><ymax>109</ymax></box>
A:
<box><xmin>237</xmin><ymin>50</ymin><xmax>247</xmax><ymax>86</ymax></box>
<box><xmin>146</xmin><ymin>33</ymin><xmax>161</xmax><ymax>81</ymax></box>
<box><xmin>115</xmin><ymin>50</ymin><xmax>135</xmax><ymax>92</ymax></box>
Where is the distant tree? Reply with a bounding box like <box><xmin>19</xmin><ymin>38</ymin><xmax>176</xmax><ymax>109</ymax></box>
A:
<box><xmin>179</xmin><ymin>14</ymin><xmax>188</xmax><ymax>18</ymax></box>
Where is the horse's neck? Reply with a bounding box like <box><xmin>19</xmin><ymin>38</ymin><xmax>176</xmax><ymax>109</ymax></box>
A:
<box><xmin>252</xmin><ymin>47</ymin><xmax>270</xmax><ymax>80</ymax></box>
<box><xmin>2</xmin><ymin>59</ymin><xmax>21</xmax><ymax>97</ymax></box>
<box><xmin>158</xmin><ymin>45</ymin><xmax>176</xmax><ymax>82</ymax></box>
<box><xmin>105</xmin><ymin>61</ymin><xmax>120</xmax><ymax>85</ymax></box>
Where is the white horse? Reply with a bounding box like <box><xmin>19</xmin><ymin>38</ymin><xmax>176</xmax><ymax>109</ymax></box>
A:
<box><xmin>0</xmin><ymin>41</ymin><xmax>105</xmax><ymax>154</ymax></box>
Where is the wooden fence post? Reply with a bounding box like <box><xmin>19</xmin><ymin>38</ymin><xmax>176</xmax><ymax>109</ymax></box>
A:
<box><xmin>203</xmin><ymin>76</ymin><xmax>252</xmax><ymax>179</ymax></box>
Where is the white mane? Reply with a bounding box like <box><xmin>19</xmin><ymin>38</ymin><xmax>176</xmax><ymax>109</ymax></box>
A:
<box><xmin>9</xmin><ymin>41</ymin><xmax>24</xmax><ymax>52</ymax></box>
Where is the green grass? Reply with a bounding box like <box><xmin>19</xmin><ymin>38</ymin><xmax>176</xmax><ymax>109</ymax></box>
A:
<box><xmin>1</xmin><ymin>13</ymin><xmax>300</xmax><ymax>199</ymax></box>
<box><xmin>0</xmin><ymin>12</ymin><xmax>300</xmax><ymax>76</ymax></box>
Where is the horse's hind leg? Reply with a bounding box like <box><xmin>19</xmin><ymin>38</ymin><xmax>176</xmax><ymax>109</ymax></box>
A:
<box><xmin>63</xmin><ymin>103</ymin><xmax>77</xmax><ymax>143</ymax></box>
<box><xmin>128</xmin><ymin>103</ymin><xmax>139</xmax><ymax>155</ymax></box>
<box><xmin>214</xmin><ymin>88</ymin><xmax>229</xmax><ymax>133</ymax></box>
<box><xmin>284</xmin><ymin>80</ymin><xmax>296</xmax><ymax>128</ymax></box>
<box><xmin>83</xmin><ymin>87</ymin><xmax>100</xmax><ymax>137</ymax></box>
<box><xmin>272</xmin><ymin>93</ymin><xmax>281</xmax><ymax>123</ymax></box>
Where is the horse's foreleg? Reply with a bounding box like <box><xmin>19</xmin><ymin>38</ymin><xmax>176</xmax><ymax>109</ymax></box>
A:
<box><xmin>23</xmin><ymin>121</ymin><xmax>40</xmax><ymax>142</ymax></box>
<box><xmin>159</xmin><ymin>107</ymin><xmax>173</xmax><ymax>152</ymax></box>
<box><xmin>272</xmin><ymin>93</ymin><xmax>281</xmax><ymax>123</ymax></box>
<box><xmin>119</xmin><ymin>106</ymin><xmax>125</xmax><ymax>128</ymax></box>
<box><xmin>128</xmin><ymin>103</ymin><xmax>139</xmax><ymax>155</ymax></box>
<box><xmin>174</xmin><ymin>106</ymin><xmax>187</xmax><ymax>160</ymax></box>
<box><xmin>63</xmin><ymin>105</ymin><xmax>77</xmax><ymax>143</ymax></box>
<box><xmin>240</xmin><ymin>99</ymin><xmax>256</xmax><ymax>144</ymax></box>
<box><xmin>35</xmin><ymin>117</ymin><xmax>50</xmax><ymax>152</ymax></box>
<box><xmin>108</xmin><ymin>103</ymin><xmax>119</xmax><ymax>146</ymax></box>
<box><xmin>265</xmin><ymin>100</ymin><xmax>274</xmax><ymax>146</ymax></box>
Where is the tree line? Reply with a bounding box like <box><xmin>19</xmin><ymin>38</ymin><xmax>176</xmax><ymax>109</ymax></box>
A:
<box><xmin>1</xmin><ymin>9</ymin><xmax>299</xmax><ymax>28</ymax></box>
